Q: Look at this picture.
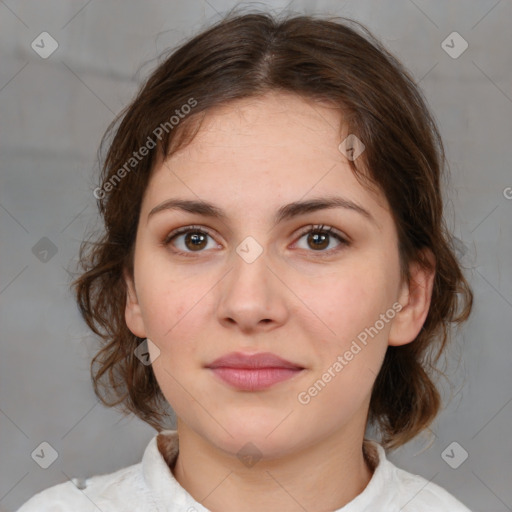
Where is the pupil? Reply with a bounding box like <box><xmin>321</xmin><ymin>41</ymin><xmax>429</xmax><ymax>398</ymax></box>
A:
<box><xmin>309</xmin><ymin>232</ymin><xmax>328</xmax><ymax>250</ymax></box>
<box><xmin>186</xmin><ymin>232</ymin><xmax>206</xmax><ymax>251</ymax></box>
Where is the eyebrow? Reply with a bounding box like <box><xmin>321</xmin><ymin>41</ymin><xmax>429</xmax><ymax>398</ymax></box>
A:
<box><xmin>147</xmin><ymin>196</ymin><xmax>377</xmax><ymax>227</ymax></box>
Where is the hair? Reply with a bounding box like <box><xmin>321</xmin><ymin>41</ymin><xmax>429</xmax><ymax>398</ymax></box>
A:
<box><xmin>73</xmin><ymin>9</ymin><xmax>473</xmax><ymax>451</ymax></box>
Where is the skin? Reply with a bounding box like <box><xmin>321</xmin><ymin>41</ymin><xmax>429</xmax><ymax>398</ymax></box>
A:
<box><xmin>124</xmin><ymin>91</ymin><xmax>435</xmax><ymax>512</ymax></box>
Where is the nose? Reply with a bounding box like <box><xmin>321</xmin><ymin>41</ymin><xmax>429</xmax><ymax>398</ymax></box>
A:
<box><xmin>215</xmin><ymin>242</ymin><xmax>289</xmax><ymax>335</ymax></box>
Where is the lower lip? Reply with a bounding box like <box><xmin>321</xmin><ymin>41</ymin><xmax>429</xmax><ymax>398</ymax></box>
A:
<box><xmin>209</xmin><ymin>367</ymin><xmax>304</xmax><ymax>391</ymax></box>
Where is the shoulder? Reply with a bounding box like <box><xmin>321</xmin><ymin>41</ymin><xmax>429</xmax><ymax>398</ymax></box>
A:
<box><xmin>364</xmin><ymin>441</ymin><xmax>472</xmax><ymax>512</ymax></box>
<box><xmin>392</xmin><ymin>465</ymin><xmax>472</xmax><ymax>511</ymax></box>
<box><xmin>16</xmin><ymin>462</ymin><xmax>148</xmax><ymax>512</ymax></box>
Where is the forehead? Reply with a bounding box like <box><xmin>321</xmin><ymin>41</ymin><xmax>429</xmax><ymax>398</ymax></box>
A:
<box><xmin>144</xmin><ymin>91</ymin><xmax>390</xmax><ymax>223</ymax></box>
<box><xmin>174</xmin><ymin>92</ymin><xmax>345</xmax><ymax>162</ymax></box>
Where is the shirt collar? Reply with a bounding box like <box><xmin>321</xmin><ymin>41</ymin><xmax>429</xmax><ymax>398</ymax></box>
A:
<box><xmin>142</xmin><ymin>430</ymin><xmax>210</xmax><ymax>511</ymax></box>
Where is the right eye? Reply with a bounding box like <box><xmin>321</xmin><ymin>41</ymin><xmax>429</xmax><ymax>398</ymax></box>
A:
<box><xmin>163</xmin><ymin>225</ymin><xmax>221</xmax><ymax>256</ymax></box>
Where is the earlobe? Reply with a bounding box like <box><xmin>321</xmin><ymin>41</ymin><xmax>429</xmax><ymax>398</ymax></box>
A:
<box><xmin>388</xmin><ymin>250</ymin><xmax>436</xmax><ymax>347</ymax></box>
<box><xmin>123</xmin><ymin>267</ymin><xmax>147</xmax><ymax>339</ymax></box>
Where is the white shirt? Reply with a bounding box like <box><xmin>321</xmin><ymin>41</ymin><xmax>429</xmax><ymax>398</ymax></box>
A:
<box><xmin>18</xmin><ymin>429</ymin><xmax>472</xmax><ymax>511</ymax></box>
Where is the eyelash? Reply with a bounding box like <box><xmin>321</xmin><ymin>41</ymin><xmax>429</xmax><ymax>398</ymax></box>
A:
<box><xmin>162</xmin><ymin>224</ymin><xmax>350</xmax><ymax>259</ymax></box>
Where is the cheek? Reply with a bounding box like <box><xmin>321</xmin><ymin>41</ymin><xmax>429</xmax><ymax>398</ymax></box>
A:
<box><xmin>296</xmin><ymin>272</ymin><xmax>393</xmax><ymax>412</ymax></box>
<box><xmin>135</xmin><ymin>254</ymin><xmax>207</xmax><ymax>339</ymax></box>
<box><xmin>138</xmin><ymin>278</ymin><xmax>216</xmax><ymax>384</ymax></box>
<box><xmin>309</xmin><ymin>261</ymin><xmax>394</xmax><ymax>335</ymax></box>
<box><xmin>298</xmin><ymin>256</ymin><xmax>396</xmax><ymax>384</ymax></box>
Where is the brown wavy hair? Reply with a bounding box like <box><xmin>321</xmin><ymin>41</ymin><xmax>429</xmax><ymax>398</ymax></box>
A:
<box><xmin>73</xmin><ymin>10</ymin><xmax>473</xmax><ymax>450</ymax></box>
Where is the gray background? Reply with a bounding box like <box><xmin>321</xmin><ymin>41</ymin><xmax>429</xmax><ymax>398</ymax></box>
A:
<box><xmin>1</xmin><ymin>1</ymin><xmax>511</xmax><ymax>511</ymax></box>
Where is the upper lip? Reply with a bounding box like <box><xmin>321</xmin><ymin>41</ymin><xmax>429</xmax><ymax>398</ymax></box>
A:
<box><xmin>206</xmin><ymin>352</ymin><xmax>304</xmax><ymax>370</ymax></box>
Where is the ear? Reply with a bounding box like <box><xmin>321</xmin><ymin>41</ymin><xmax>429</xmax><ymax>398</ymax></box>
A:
<box><xmin>123</xmin><ymin>267</ymin><xmax>147</xmax><ymax>338</ymax></box>
<box><xmin>388</xmin><ymin>249</ymin><xmax>436</xmax><ymax>347</ymax></box>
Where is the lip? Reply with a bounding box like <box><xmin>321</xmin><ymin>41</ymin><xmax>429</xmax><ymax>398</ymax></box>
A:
<box><xmin>207</xmin><ymin>352</ymin><xmax>304</xmax><ymax>370</ymax></box>
<box><xmin>206</xmin><ymin>352</ymin><xmax>305</xmax><ymax>391</ymax></box>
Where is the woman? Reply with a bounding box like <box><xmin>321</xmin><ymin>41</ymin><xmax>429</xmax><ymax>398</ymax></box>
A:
<box><xmin>19</xmin><ymin>11</ymin><xmax>473</xmax><ymax>511</ymax></box>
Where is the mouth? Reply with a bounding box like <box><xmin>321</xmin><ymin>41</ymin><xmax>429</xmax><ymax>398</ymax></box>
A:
<box><xmin>205</xmin><ymin>352</ymin><xmax>305</xmax><ymax>391</ymax></box>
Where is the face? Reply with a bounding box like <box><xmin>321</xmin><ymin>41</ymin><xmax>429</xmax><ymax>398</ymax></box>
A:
<box><xmin>124</xmin><ymin>91</ymin><xmax>432</xmax><ymax>458</ymax></box>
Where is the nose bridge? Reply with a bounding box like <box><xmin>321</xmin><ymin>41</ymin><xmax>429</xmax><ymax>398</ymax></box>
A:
<box><xmin>227</xmin><ymin>234</ymin><xmax>273</xmax><ymax>301</ymax></box>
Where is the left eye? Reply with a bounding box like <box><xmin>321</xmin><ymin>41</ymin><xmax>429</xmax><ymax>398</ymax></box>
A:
<box><xmin>294</xmin><ymin>225</ymin><xmax>348</xmax><ymax>253</ymax></box>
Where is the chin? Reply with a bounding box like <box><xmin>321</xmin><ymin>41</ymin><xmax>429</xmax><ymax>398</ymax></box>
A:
<box><xmin>198</xmin><ymin>419</ymin><xmax>304</xmax><ymax>461</ymax></box>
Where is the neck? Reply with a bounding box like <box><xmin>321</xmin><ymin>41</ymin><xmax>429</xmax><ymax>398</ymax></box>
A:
<box><xmin>169</xmin><ymin>422</ymin><xmax>375</xmax><ymax>512</ymax></box>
